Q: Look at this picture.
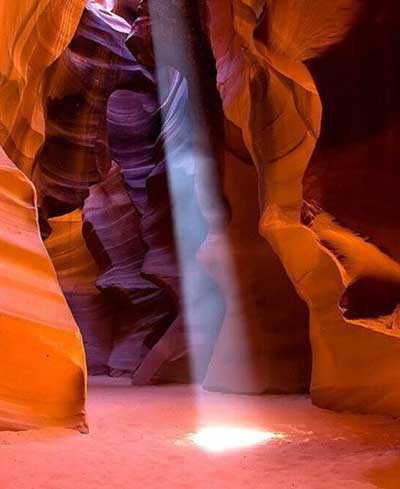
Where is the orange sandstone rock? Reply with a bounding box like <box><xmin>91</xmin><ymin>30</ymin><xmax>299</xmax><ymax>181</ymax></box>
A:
<box><xmin>0</xmin><ymin>0</ymin><xmax>86</xmax><ymax>175</ymax></box>
<box><xmin>46</xmin><ymin>210</ymin><xmax>114</xmax><ymax>375</ymax></box>
<box><xmin>206</xmin><ymin>0</ymin><xmax>400</xmax><ymax>415</ymax></box>
<box><xmin>0</xmin><ymin>147</ymin><xmax>87</xmax><ymax>432</ymax></box>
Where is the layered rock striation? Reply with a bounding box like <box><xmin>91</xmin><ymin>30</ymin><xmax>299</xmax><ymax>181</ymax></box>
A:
<box><xmin>2</xmin><ymin>0</ymin><xmax>400</xmax><ymax>432</ymax></box>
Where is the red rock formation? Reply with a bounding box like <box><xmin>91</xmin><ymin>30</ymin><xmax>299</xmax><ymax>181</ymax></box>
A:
<box><xmin>45</xmin><ymin>210</ymin><xmax>114</xmax><ymax>375</ymax></box>
<box><xmin>0</xmin><ymin>0</ymin><xmax>88</xmax><ymax>432</ymax></box>
<box><xmin>2</xmin><ymin>0</ymin><xmax>400</xmax><ymax>431</ymax></box>
<box><xmin>0</xmin><ymin>0</ymin><xmax>85</xmax><ymax>174</ymax></box>
<box><xmin>19</xmin><ymin>2</ymin><xmax>182</xmax><ymax>381</ymax></box>
<box><xmin>206</xmin><ymin>0</ymin><xmax>400</xmax><ymax>415</ymax></box>
<box><xmin>33</xmin><ymin>2</ymin><xmax>154</xmax><ymax>217</ymax></box>
<box><xmin>0</xmin><ymin>147</ymin><xmax>87</xmax><ymax>432</ymax></box>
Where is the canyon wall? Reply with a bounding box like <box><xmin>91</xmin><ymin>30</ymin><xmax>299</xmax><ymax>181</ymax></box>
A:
<box><xmin>0</xmin><ymin>0</ymin><xmax>88</xmax><ymax>431</ymax></box>
<box><xmin>1</xmin><ymin>0</ymin><xmax>400</xmax><ymax>431</ymax></box>
<box><xmin>206</xmin><ymin>0</ymin><xmax>400</xmax><ymax>415</ymax></box>
<box><xmin>0</xmin><ymin>147</ymin><xmax>87</xmax><ymax>432</ymax></box>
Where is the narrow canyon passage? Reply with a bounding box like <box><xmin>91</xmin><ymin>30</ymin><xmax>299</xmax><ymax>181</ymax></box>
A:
<box><xmin>1</xmin><ymin>379</ymin><xmax>400</xmax><ymax>489</ymax></box>
<box><xmin>2</xmin><ymin>1</ymin><xmax>400</xmax><ymax>488</ymax></box>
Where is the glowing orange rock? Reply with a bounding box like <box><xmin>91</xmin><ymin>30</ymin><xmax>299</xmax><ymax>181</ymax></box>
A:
<box><xmin>46</xmin><ymin>210</ymin><xmax>114</xmax><ymax>375</ymax></box>
<box><xmin>0</xmin><ymin>0</ymin><xmax>86</xmax><ymax>175</ymax></box>
<box><xmin>207</xmin><ymin>0</ymin><xmax>400</xmax><ymax>415</ymax></box>
<box><xmin>0</xmin><ymin>148</ymin><xmax>87</xmax><ymax>431</ymax></box>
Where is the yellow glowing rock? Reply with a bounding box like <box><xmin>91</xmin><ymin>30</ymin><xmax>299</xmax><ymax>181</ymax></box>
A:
<box><xmin>46</xmin><ymin>210</ymin><xmax>99</xmax><ymax>295</ymax></box>
<box><xmin>0</xmin><ymin>147</ymin><xmax>87</xmax><ymax>432</ymax></box>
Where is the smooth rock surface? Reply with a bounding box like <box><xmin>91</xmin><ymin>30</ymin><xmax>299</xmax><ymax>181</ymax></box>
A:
<box><xmin>0</xmin><ymin>148</ymin><xmax>87</xmax><ymax>432</ymax></box>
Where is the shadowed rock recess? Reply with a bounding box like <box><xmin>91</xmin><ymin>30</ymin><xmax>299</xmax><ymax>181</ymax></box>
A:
<box><xmin>1</xmin><ymin>0</ymin><xmax>400</xmax><ymax>430</ymax></box>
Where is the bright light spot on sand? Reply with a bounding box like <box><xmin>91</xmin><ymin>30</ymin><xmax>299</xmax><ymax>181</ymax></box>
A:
<box><xmin>188</xmin><ymin>426</ymin><xmax>284</xmax><ymax>453</ymax></box>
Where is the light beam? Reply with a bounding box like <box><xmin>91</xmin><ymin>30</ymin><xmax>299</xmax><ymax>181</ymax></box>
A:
<box><xmin>188</xmin><ymin>426</ymin><xmax>284</xmax><ymax>453</ymax></box>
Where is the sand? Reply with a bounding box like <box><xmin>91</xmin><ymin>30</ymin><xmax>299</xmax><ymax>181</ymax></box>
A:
<box><xmin>0</xmin><ymin>377</ymin><xmax>399</xmax><ymax>489</ymax></box>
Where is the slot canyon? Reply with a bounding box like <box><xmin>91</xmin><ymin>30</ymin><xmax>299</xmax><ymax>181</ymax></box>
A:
<box><xmin>1</xmin><ymin>1</ymin><xmax>400</xmax><ymax>487</ymax></box>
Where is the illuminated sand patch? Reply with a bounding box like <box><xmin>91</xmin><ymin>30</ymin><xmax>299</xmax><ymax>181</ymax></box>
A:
<box><xmin>187</xmin><ymin>426</ymin><xmax>284</xmax><ymax>453</ymax></box>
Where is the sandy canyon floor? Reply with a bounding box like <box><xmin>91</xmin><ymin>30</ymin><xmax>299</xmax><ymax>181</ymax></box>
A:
<box><xmin>0</xmin><ymin>377</ymin><xmax>400</xmax><ymax>489</ymax></box>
